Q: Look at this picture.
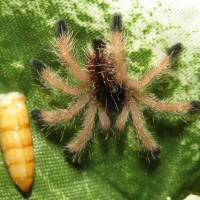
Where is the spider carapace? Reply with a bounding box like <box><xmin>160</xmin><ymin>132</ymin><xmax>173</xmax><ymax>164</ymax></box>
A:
<box><xmin>31</xmin><ymin>13</ymin><xmax>200</xmax><ymax>162</ymax></box>
<box><xmin>88</xmin><ymin>38</ymin><xmax>126</xmax><ymax>112</ymax></box>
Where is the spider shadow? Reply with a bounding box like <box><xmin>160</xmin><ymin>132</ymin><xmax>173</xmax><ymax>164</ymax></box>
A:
<box><xmin>137</xmin><ymin>111</ymin><xmax>190</xmax><ymax>173</ymax></box>
<box><xmin>63</xmin><ymin>147</ymin><xmax>91</xmax><ymax>170</ymax></box>
<box><xmin>95</xmin><ymin>112</ymin><xmax>128</xmax><ymax>159</ymax></box>
<box><xmin>137</xmin><ymin>152</ymin><xmax>161</xmax><ymax>174</ymax></box>
<box><xmin>34</xmin><ymin>119</ymin><xmax>74</xmax><ymax>145</ymax></box>
<box><xmin>145</xmin><ymin>110</ymin><xmax>189</xmax><ymax>139</ymax></box>
<box><xmin>96</xmin><ymin>127</ymin><xmax>127</xmax><ymax>157</ymax></box>
<box><xmin>33</xmin><ymin>118</ymin><xmax>92</xmax><ymax>168</ymax></box>
<box><xmin>97</xmin><ymin>124</ymin><xmax>161</xmax><ymax>173</ymax></box>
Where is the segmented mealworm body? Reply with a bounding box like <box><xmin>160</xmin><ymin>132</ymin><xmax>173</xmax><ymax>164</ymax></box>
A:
<box><xmin>0</xmin><ymin>92</ymin><xmax>34</xmax><ymax>193</ymax></box>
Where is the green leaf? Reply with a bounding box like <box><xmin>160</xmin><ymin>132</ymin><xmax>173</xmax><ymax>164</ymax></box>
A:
<box><xmin>0</xmin><ymin>1</ymin><xmax>200</xmax><ymax>199</ymax></box>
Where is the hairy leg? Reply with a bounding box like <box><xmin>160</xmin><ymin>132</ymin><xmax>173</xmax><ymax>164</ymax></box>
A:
<box><xmin>65</xmin><ymin>101</ymin><xmax>97</xmax><ymax>160</ymax></box>
<box><xmin>129</xmin><ymin>99</ymin><xmax>159</xmax><ymax>154</ymax></box>
<box><xmin>133</xmin><ymin>90</ymin><xmax>200</xmax><ymax>113</ymax></box>
<box><xmin>98</xmin><ymin>104</ymin><xmax>110</xmax><ymax>130</ymax></box>
<box><xmin>55</xmin><ymin>19</ymin><xmax>88</xmax><ymax>82</ymax></box>
<box><xmin>115</xmin><ymin>102</ymin><xmax>129</xmax><ymax>130</ymax></box>
<box><xmin>128</xmin><ymin>43</ymin><xmax>183</xmax><ymax>88</ymax></box>
<box><xmin>31</xmin><ymin>96</ymin><xmax>89</xmax><ymax>124</ymax></box>
<box><xmin>31</xmin><ymin>59</ymin><xmax>85</xmax><ymax>95</ymax></box>
<box><xmin>110</xmin><ymin>13</ymin><xmax>127</xmax><ymax>83</ymax></box>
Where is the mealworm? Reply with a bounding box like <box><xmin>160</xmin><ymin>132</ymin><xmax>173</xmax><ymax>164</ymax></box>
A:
<box><xmin>0</xmin><ymin>92</ymin><xmax>34</xmax><ymax>193</ymax></box>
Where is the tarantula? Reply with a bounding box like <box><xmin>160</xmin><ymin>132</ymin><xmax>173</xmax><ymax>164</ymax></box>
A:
<box><xmin>31</xmin><ymin>13</ymin><xmax>200</xmax><ymax>162</ymax></box>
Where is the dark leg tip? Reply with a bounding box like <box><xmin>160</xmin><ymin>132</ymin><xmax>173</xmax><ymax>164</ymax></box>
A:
<box><xmin>111</xmin><ymin>12</ymin><xmax>122</xmax><ymax>32</ymax></box>
<box><xmin>64</xmin><ymin>147</ymin><xmax>74</xmax><ymax>159</ymax></box>
<box><xmin>167</xmin><ymin>43</ymin><xmax>183</xmax><ymax>57</ymax></box>
<box><xmin>92</xmin><ymin>39</ymin><xmax>106</xmax><ymax>51</ymax></box>
<box><xmin>56</xmin><ymin>18</ymin><xmax>68</xmax><ymax>37</ymax></box>
<box><xmin>31</xmin><ymin>109</ymin><xmax>42</xmax><ymax>122</ymax></box>
<box><xmin>189</xmin><ymin>101</ymin><xmax>200</xmax><ymax>114</ymax></box>
<box><xmin>30</xmin><ymin>59</ymin><xmax>46</xmax><ymax>73</ymax></box>
<box><xmin>64</xmin><ymin>147</ymin><xmax>81</xmax><ymax>168</ymax></box>
<box><xmin>151</xmin><ymin>147</ymin><xmax>160</xmax><ymax>159</ymax></box>
<box><xmin>139</xmin><ymin>147</ymin><xmax>161</xmax><ymax>163</ymax></box>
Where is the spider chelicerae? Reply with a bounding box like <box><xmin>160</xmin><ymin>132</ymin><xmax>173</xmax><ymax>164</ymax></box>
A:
<box><xmin>31</xmin><ymin>13</ymin><xmax>200</xmax><ymax>162</ymax></box>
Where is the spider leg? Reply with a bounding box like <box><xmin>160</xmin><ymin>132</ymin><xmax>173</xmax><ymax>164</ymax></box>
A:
<box><xmin>110</xmin><ymin>13</ymin><xmax>127</xmax><ymax>83</ymax></box>
<box><xmin>98</xmin><ymin>103</ymin><xmax>110</xmax><ymax>130</ymax></box>
<box><xmin>55</xmin><ymin>19</ymin><xmax>88</xmax><ymax>82</ymax></box>
<box><xmin>31</xmin><ymin>59</ymin><xmax>85</xmax><ymax>95</ymax></box>
<box><xmin>129</xmin><ymin>99</ymin><xmax>160</xmax><ymax>154</ymax></box>
<box><xmin>133</xmin><ymin>90</ymin><xmax>200</xmax><ymax>113</ymax></box>
<box><xmin>115</xmin><ymin>102</ymin><xmax>129</xmax><ymax>130</ymax></box>
<box><xmin>128</xmin><ymin>43</ymin><xmax>183</xmax><ymax>88</ymax></box>
<box><xmin>65</xmin><ymin>101</ymin><xmax>97</xmax><ymax>162</ymax></box>
<box><xmin>31</xmin><ymin>96</ymin><xmax>89</xmax><ymax>124</ymax></box>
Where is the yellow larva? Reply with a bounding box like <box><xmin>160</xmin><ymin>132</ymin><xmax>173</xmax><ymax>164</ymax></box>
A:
<box><xmin>0</xmin><ymin>92</ymin><xmax>34</xmax><ymax>193</ymax></box>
